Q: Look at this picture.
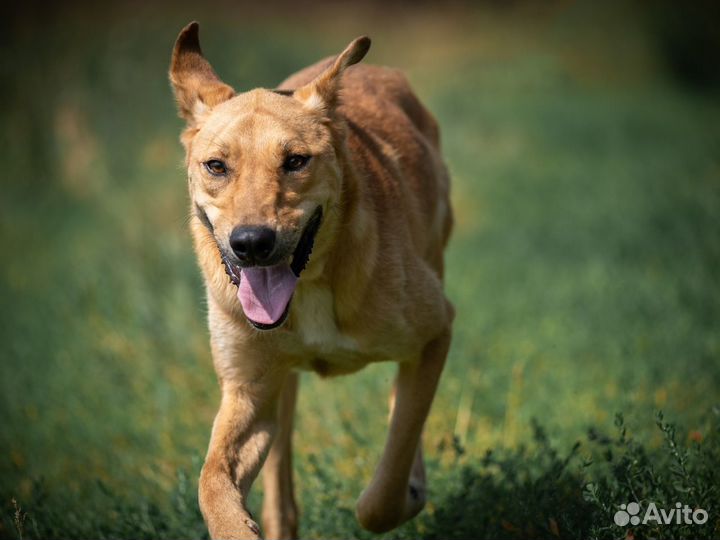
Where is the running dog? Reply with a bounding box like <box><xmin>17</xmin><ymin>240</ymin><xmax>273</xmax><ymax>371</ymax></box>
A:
<box><xmin>169</xmin><ymin>22</ymin><xmax>453</xmax><ymax>539</ymax></box>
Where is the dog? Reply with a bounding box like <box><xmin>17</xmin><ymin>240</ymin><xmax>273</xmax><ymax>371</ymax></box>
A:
<box><xmin>169</xmin><ymin>22</ymin><xmax>454</xmax><ymax>539</ymax></box>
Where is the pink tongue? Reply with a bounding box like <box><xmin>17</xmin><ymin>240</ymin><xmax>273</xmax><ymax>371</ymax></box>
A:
<box><xmin>238</xmin><ymin>265</ymin><xmax>298</xmax><ymax>326</ymax></box>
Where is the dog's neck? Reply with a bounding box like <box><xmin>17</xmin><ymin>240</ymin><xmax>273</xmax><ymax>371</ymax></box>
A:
<box><xmin>314</xmin><ymin>127</ymin><xmax>380</xmax><ymax>329</ymax></box>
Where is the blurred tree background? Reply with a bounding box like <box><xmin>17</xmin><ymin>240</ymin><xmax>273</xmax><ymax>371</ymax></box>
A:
<box><xmin>1</xmin><ymin>1</ymin><xmax>719</xmax><ymax>538</ymax></box>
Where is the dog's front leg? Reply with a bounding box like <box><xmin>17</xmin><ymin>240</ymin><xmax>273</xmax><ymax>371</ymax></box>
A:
<box><xmin>199</xmin><ymin>337</ymin><xmax>288</xmax><ymax>540</ymax></box>
<box><xmin>356</xmin><ymin>325</ymin><xmax>451</xmax><ymax>533</ymax></box>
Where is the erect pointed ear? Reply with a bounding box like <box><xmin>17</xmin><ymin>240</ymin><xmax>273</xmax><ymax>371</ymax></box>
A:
<box><xmin>294</xmin><ymin>36</ymin><xmax>371</xmax><ymax>114</ymax></box>
<box><xmin>169</xmin><ymin>22</ymin><xmax>235</xmax><ymax>125</ymax></box>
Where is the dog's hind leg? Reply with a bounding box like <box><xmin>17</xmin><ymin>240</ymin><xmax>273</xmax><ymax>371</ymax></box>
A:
<box><xmin>262</xmin><ymin>371</ymin><xmax>299</xmax><ymax>540</ymax></box>
<box><xmin>355</xmin><ymin>324</ymin><xmax>452</xmax><ymax>533</ymax></box>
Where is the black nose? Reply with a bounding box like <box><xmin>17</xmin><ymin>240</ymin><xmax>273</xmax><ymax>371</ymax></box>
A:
<box><xmin>229</xmin><ymin>226</ymin><xmax>277</xmax><ymax>265</ymax></box>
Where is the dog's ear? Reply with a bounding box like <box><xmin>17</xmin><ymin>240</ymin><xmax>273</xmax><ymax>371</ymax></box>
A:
<box><xmin>169</xmin><ymin>22</ymin><xmax>235</xmax><ymax>126</ymax></box>
<box><xmin>294</xmin><ymin>36</ymin><xmax>371</xmax><ymax>114</ymax></box>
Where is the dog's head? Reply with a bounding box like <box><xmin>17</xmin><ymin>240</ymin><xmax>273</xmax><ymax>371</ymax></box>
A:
<box><xmin>169</xmin><ymin>22</ymin><xmax>370</xmax><ymax>330</ymax></box>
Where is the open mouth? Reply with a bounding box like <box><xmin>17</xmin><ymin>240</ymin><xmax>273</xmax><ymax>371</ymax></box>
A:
<box><xmin>221</xmin><ymin>206</ymin><xmax>323</xmax><ymax>330</ymax></box>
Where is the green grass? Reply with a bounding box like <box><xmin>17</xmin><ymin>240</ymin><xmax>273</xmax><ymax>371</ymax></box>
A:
<box><xmin>1</xmin><ymin>2</ymin><xmax>719</xmax><ymax>539</ymax></box>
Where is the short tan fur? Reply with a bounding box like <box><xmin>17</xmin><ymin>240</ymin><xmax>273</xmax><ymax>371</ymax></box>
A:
<box><xmin>169</xmin><ymin>22</ymin><xmax>454</xmax><ymax>539</ymax></box>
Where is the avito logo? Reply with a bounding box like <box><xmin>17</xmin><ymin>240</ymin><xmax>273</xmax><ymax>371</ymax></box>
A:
<box><xmin>614</xmin><ymin>501</ymin><xmax>709</xmax><ymax>527</ymax></box>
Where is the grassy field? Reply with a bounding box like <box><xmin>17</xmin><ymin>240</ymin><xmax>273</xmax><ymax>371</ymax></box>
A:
<box><xmin>1</xmin><ymin>2</ymin><xmax>719</xmax><ymax>539</ymax></box>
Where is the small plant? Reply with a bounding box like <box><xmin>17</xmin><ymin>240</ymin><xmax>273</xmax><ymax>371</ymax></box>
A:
<box><xmin>12</xmin><ymin>498</ymin><xmax>26</xmax><ymax>540</ymax></box>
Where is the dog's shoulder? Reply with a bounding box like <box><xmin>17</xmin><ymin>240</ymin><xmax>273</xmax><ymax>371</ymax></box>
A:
<box><xmin>277</xmin><ymin>56</ymin><xmax>334</xmax><ymax>91</ymax></box>
<box><xmin>278</xmin><ymin>58</ymin><xmax>435</xmax><ymax>139</ymax></box>
<box><xmin>277</xmin><ymin>56</ymin><xmax>406</xmax><ymax>91</ymax></box>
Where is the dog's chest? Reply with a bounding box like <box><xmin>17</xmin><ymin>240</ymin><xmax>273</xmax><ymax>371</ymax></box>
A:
<box><xmin>286</xmin><ymin>286</ymin><xmax>388</xmax><ymax>375</ymax></box>
<box><xmin>291</xmin><ymin>284</ymin><xmax>358</xmax><ymax>351</ymax></box>
<box><xmin>282</xmin><ymin>282</ymin><xmax>418</xmax><ymax>374</ymax></box>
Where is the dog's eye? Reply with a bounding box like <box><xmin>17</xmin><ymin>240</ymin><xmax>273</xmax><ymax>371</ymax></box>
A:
<box><xmin>204</xmin><ymin>160</ymin><xmax>227</xmax><ymax>176</ymax></box>
<box><xmin>283</xmin><ymin>154</ymin><xmax>310</xmax><ymax>172</ymax></box>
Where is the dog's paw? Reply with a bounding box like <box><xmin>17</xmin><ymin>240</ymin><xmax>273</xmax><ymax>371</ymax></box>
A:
<box><xmin>406</xmin><ymin>480</ymin><xmax>426</xmax><ymax>516</ymax></box>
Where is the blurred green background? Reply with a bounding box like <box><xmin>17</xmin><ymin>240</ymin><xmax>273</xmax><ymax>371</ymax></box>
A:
<box><xmin>1</xmin><ymin>1</ymin><xmax>719</xmax><ymax>538</ymax></box>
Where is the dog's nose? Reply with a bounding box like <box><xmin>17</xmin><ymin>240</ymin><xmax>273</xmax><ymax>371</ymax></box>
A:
<box><xmin>229</xmin><ymin>226</ymin><xmax>276</xmax><ymax>265</ymax></box>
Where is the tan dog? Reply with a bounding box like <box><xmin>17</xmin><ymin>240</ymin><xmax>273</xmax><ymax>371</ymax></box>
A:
<box><xmin>169</xmin><ymin>21</ymin><xmax>453</xmax><ymax>540</ymax></box>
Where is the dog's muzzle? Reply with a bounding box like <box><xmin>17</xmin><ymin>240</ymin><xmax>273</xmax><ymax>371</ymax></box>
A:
<box><xmin>220</xmin><ymin>206</ymin><xmax>323</xmax><ymax>330</ymax></box>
